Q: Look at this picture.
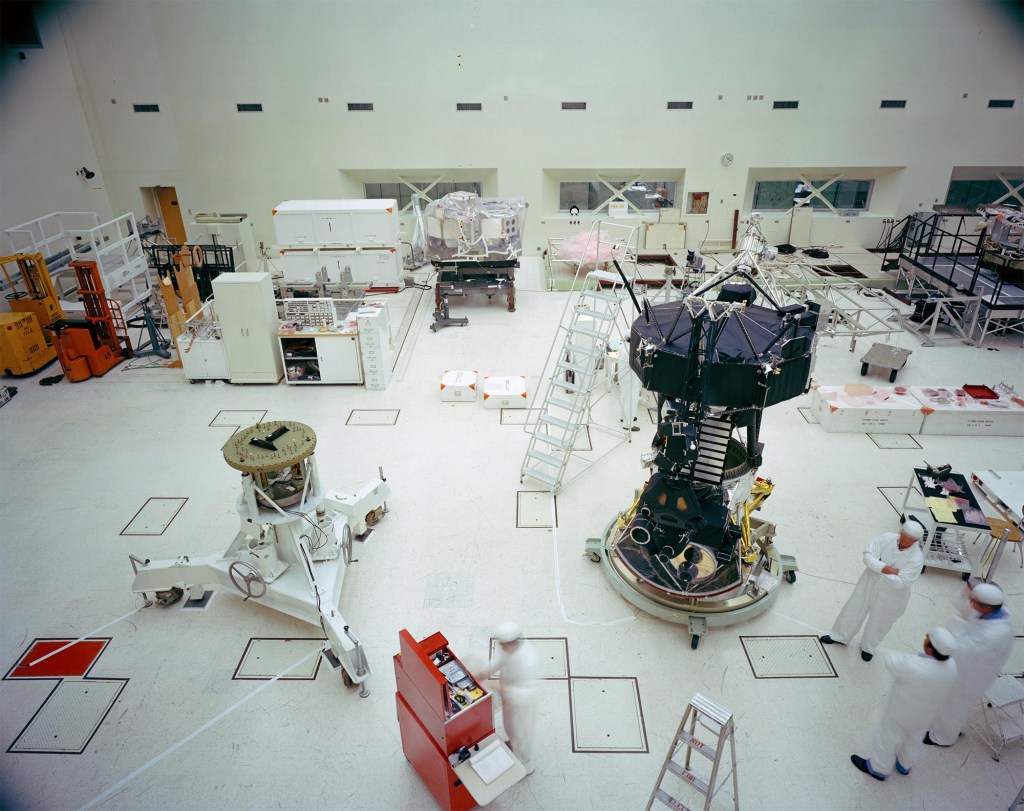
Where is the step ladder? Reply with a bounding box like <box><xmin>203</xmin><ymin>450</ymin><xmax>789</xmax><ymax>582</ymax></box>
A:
<box><xmin>520</xmin><ymin>267</ymin><xmax>634</xmax><ymax>491</ymax></box>
<box><xmin>646</xmin><ymin>693</ymin><xmax>738</xmax><ymax>811</ymax></box>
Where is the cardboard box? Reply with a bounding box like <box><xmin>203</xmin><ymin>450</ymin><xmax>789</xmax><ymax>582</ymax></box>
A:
<box><xmin>483</xmin><ymin>375</ymin><xmax>528</xmax><ymax>409</ymax></box>
<box><xmin>440</xmin><ymin>370</ymin><xmax>478</xmax><ymax>402</ymax></box>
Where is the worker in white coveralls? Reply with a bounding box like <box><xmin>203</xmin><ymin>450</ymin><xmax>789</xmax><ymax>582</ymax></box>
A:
<box><xmin>473</xmin><ymin>622</ymin><xmax>540</xmax><ymax>775</ymax></box>
<box><xmin>820</xmin><ymin>521</ymin><xmax>925</xmax><ymax>661</ymax></box>
<box><xmin>925</xmin><ymin>581</ymin><xmax>1015</xmax><ymax>747</ymax></box>
<box><xmin>850</xmin><ymin>627</ymin><xmax>958</xmax><ymax>781</ymax></box>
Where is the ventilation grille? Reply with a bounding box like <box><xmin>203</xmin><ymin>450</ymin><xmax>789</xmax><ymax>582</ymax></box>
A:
<box><xmin>667</xmin><ymin>101</ymin><xmax>693</xmax><ymax>110</ymax></box>
<box><xmin>457</xmin><ymin>102</ymin><xmax>482</xmax><ymax>111</ymax></box>
<box><xmin>772</xmin><ymin>100</ymin><xmax>799</xmax><ymax>109</ymax></box>
<box><xmin>237</xmin><ymin>103</ymin><xmax>263</xmax><ymax>112</ymax></box>
<box><xmin>561</xmin><ymin>102</ymin><xmax>587</xmax><ymax>110</ymax></box>
<box><xmin>132</xmin><ymin>104</ymin><xmax>160</xmax><ymax>113</ymax></box>
<box><xmin>347</xmin><ymin>103</ymin><xmax>374</xmax><ymax>111</ymax></box>
<box><xmin>880</xmin><ymin>99</ymin><xmax>906</xmax><ymax>109</ymax></box>
<box><xmin>988</xmin><ymin>99</ymin><xmax>1015</xmax><ymax>109</ymax></box>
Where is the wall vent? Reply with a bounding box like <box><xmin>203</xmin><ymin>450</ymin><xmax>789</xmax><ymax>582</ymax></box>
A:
<box><xmin>772</xmin><ymin>100</ymin><xmax>798</xmax><ymax>109</ymax></box>
<box><xmin>457</xmin><ymin>103</ymin><xmax>482</xmax><ymax>111</ymax></box>
<box><xmin>667</xmin><ymin>101</ymin><xmax>693</xmax><ymax>109</ymax></box>
<box><xmin>132</xmin><ymin>104</ymin><xmax>160</xmax><ymax>113</ymax></box>
<box><xmin>561</xmin><ymin>102</ymin><xmax>587</xmax><ymax>110</ymax></box>
<box><xmin>988</xmin><ymin>99</ymin><xmax>1014</xmax><ymax>108</ymax></box>
<box><xmin>236</xmin><ymin>103</ymin><xmax>263</xmax><ymax>112</ymax></box>
<box><xmin>347</xmin><ymin>103</ymin><xmax>374</xmax><ymax>111</ymax></box>
<box><xmin>880</xmin><ymin>99</ymin><xmax>906</xmax><ymax>109</ymax></box>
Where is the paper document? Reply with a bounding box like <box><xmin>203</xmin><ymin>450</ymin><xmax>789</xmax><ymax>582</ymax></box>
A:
<box><xmin>926</xmin><ymin>496</ymin><xmax>956</xmax><ymax>522</ymax></box>
<box><xmin>469</xmin><ymin>740</ymin><xmax>515</xmax><ymax>785</ymax></box>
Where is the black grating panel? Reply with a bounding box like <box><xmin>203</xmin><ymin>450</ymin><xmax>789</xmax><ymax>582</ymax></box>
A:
<box><xmin>456</xmin><ymin>102</ymin><xmax>482</xmax><ymax>111</ymax></box>
<box><xmin>347</xmin><ymin>102</ymin><xmax>374</xmax><ymax>111</ymax></box>
<box><xmin>562</xmin><ymin>101</ymin><xmax>587</xmax><ymax>110</ymax></box>
<box><xmin>772</xmin><ymin>100</ymin><xmax>798</xmax><ymax>109</ymax></box>
<box><xmin>133</xmin><ymin>104</ymin><xmax>160</xmax><ymax>113</ymax></box>
<box><xmin>237</xmin><ymin>103</ymin><xmax>263</xmax><ymax>112</ymax></box>
<box><xmin>880</xmin><ymin>99</ymin><xmax>906</xmax><ymax>108</ymax></box>
<box><xmin>988</xmin><ymin>99</ymin><xmax>1015</xmax><ymax>108</ymax></box>
<box><xmin>667</xmin><ymin>101</ymin><xmax>693</xmax><ymax>109</ymax></box>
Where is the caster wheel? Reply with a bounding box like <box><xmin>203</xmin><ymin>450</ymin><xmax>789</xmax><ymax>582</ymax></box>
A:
<box><xmin>785</xmin><ymin>570</ymin><xmax>796</xmax><ymax>584</ymax></box>
<box><xmin>962</xmin><ymin>572</ymin><xmax>971</xmax><ymax>581</ymax></box>
<box><xmin>889</xmin><ymin>370</ymin><xmax>898</xmax><ymax>383</ymax></box>
<box><xmin>691</xmin><ymin>635</ymin><xmax>700</xmax><ymax>650</ymax></box>
<box><xmin>860</xmin><ymin>363</ymin><xmax>868</xmax><ymax>376</ymax></box>
<box><xmin>342</xmin><ymin>669</ymin><xmax>354</xmax><ymax>688</ymax></box>
<box><xmin>586</xmin><ymin>551</ymin><xmax>600</xmax><ymax>562</ymax></box>
<box><xmin>188</xmin><ymin>379</ymin><xmax>197</xmax><ymax>384</ymax></box>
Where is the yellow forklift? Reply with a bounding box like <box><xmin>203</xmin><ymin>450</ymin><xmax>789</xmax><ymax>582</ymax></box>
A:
<box><xmin>0</xmin><ymin>253</ymin><xmax>63</xmax><ymax>376</ymax></box>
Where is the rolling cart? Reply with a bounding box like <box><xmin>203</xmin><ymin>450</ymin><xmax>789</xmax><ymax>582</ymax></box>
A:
<box><xmin>859</xmin><ymin>342</ymin><xmax>911</xmax><ymax>383</ymax></box>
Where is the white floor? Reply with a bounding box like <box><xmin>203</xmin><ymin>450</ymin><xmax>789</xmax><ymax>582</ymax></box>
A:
<box><xmin>1</xmin><ymin>258</ymin><xmax>1022</xmax><ymax>811</ymax></box>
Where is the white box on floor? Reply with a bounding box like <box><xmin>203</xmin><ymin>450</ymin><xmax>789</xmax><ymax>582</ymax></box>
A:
<box><xmin>440</xmin><ymin>370</ymin><xmax>478</xmax><ymax>401</ymax></box>
<box><xmin>483</xmin><ymin>375</ymin><xmax>528</xmax><ymax>409</ymax></box>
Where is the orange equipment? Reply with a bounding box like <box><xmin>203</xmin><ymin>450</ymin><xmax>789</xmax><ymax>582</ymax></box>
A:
<box><xmin>44</xmin><ymin>261</ymin><xmax>132</xmax><ymax>382</ymax></box>
<box><xmin>0</xmin><ymin>252</ymin><xmax>64</xmax><ymax>344</ymax></box>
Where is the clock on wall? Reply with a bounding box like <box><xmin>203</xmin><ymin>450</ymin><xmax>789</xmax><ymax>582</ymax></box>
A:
<box><xmin>720</xmin><ymin>152</ymin><xmax>734</xmax><ymax>166</ymax></box>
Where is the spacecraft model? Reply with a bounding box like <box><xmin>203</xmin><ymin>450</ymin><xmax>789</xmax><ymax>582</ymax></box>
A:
<box><xmin>129</xmin><ymin>421</ymin><xmax>390</xmax><ymax>692</ymax></box>
<box><xmin>587</xmin><ymin>216</ymin><xmax>819</xmax><ymax>647</ymax></box>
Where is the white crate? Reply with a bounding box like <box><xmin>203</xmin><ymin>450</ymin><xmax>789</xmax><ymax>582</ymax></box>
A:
<box><xmin>440</xmin><ymin>370</ymin><xmax>478</xmax><ymax>402</ymax></box>
<box><xmin>482</xmin><ymin>375</ymin><xmax>528</xmax><ymax>409</ymax></box>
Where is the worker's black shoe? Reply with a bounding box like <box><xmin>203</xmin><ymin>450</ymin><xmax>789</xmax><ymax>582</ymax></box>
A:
<box><xmin>851</xmin><ymin>755</ymin><xmax>886</xmax><ymax>781</ymax></box>
<box><xmin>861</xmin><ymin>650</ymin><xmax>874</xmax><ymax>662</ymax></box>
<box><xmin>923</xmin><ymin>732</ymin><xmax>950</xmax><ymax>747</ymax></box>
<box><xmin>819</xmin><ymin>635</ymin><xmax>839</xmax><ymax>645</ymax></box>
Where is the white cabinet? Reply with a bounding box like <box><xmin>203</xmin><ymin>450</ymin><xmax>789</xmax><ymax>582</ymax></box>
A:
<box><xmin>211</xmin><ymin>272</ymin><xmax>283</xmax><ymax>384</ymax></box>
<box><xmin>277</xmin><ymin>247</ymin><xmax>402</xmax><ymax>287</ymax></box>
<box><xmin>356</xmin><ymin>304</ymin><xmax>392</xmax><ymax>390</ymax></box>
<box><xmin>280</xmin><ymin>331</ymin><xmax>362</xmax><ymax>384</ymax></box>
<box><xmin>273</xmin><ymin>199</ymin><xmax>399</xmax><ymax>247</ymax></box>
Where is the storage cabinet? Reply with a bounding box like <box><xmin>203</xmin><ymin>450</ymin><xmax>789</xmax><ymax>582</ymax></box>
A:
<box><xmin>273</xmin><ymin>199</ymin><xmax>399</xmax><ymax>247</ymax></box>
<box><xmin>211</xmin><ymin>272</ymin><xmax>283</xmax><ymax>384</ymax></box>
<box><xmin>280</xmin><ymin>331</ymin><xmax>362</xmax><ymax>384</ymax></box>
<box><xmin>394</xmin><ymin>630</ymin><xmax>503</xmax><ymax>811</ymax></box>
<box><xmin>356</xmin><ymin>304</ymin><xmax>392</xmax><ymax>390</ymax></box>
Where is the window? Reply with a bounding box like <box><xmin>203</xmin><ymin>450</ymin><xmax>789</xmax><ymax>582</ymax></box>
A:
<box><xmin>880</xmin><ymin>99</ymin><xmax>907</xmax><ymax>109</ymax></box>
<box><xmin>364</xmin><ymin>180</ymin><xmax>482</xmax><ymax>211</ymax></box>
<box><xmin>772</xmin><ymin>100</ymin><xmax>799</xmax><ymax>109</ymax></box>
<box><xmin>561</xmin><ymin>102</ymin><xmax>587</xmax><ymax>110</ymax></box>
<box><xmin>667</xmin><ymin>101</ymin><xmax>693</xmax><ymax>110</ymax></box>
<box><xmin>752</xmin><ymin>179</ymin><xmax>873</xmax><ymax>211</ymax></box>
<box><xmin>558</xmin><ymin>180</ymin><xmax>677</xmax><ymax>213</ymax></box>
<box><xmin>133</xmin><ymin>104</ymin><xmax>160</xmax><ymax>113</ymax></box>
<box><xmin>988</xmin><ymin>99</ymin><xmax>1015</xmax><ymax>109</ymax></box>
<box><xmin>236</xmin><ymin>103</ymin><xmax>263</xmax><ymax>112</ymax></box>
<box><xmin>456</xmin><ymin>103</ymin><xmax>482</xmax><ymax>111</ymax></box>
<box><xmin>347</xmin><ymin>103</ymin><xmax>374</xmax><ymax>111</ymax></box>
<box><xmin>945</xmin><ymin>178</ymin><xmax>1024</xmax><ymax>207</ymax></box>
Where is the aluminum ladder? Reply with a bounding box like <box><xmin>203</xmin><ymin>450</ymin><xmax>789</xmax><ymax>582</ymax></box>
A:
<box><xmin>520</xmin><ymin>266</ymin><xmax>634</xmax><ymax>492</ymax></box>
<box><xmin>646</xmin><ymin>693</ymin><xmax>738</xmax><ymax>811</ymax></box>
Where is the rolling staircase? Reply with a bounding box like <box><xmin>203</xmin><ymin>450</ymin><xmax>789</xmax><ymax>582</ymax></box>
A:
<box><xmin>520</xmin><ymin>221</ymin><xmax>641</xmax><ymax>492</ymax></box>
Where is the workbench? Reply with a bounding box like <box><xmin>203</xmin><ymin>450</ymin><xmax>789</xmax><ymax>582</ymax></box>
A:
<box><xmin>432</xmin><ymin>259</ymin><xmax>517</xmax><ymax>327</ymax></box>
<box><xmin>909</xmin><ymin>386</ymin><xmax>1024</xmax><ymax>436</ymax></box>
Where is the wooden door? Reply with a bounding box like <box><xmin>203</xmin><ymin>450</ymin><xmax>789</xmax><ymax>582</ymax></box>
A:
<box><xmin>156</xmin><ymin>187</ymin><xmax>187</xmax><ymax>243</ymax></box>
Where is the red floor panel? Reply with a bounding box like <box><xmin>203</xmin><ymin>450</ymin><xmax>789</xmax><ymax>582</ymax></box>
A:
<box><xmin>7</xmin><ymin>639</ymin><xmax>108</xmax><ymax>679</ymax></box>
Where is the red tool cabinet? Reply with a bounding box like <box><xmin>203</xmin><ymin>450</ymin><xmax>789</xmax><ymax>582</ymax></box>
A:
<box><xmin>394</xmin><ymin>629</ymin><xmax>496</xmax><ymax>811</ymax></box>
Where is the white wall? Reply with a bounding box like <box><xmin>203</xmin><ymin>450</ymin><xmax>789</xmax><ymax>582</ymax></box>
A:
<box><xmin>2</xmin><ymin>0</ymin><xmax>1022</xmax><ymax>255</ymax></box>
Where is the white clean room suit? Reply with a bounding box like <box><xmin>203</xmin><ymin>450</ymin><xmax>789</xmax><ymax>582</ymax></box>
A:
<box><xmin>477</xmin><ymin>639</ymin><xmax>540</xmax><ymax>769</ymax></box>
<box><xmin>928</xmin><ymin>606</ymin><xmax>1014</xmax><ymax>745</ymax></box>
<box><xmin>870</xmin><ymin>651</ymin><xmax>957</xmax><ymax>773</ymax></box>
<box><xmin>829</xmin><ymin>533</ymin><xmax>924</xmax><ymax>654</ymax></box>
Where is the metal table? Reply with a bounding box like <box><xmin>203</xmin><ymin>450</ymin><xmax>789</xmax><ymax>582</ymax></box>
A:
<box><xmin>899</xmin><ymin>467</ymin><xmax>991</xmax><ymax>580</ymax></box>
